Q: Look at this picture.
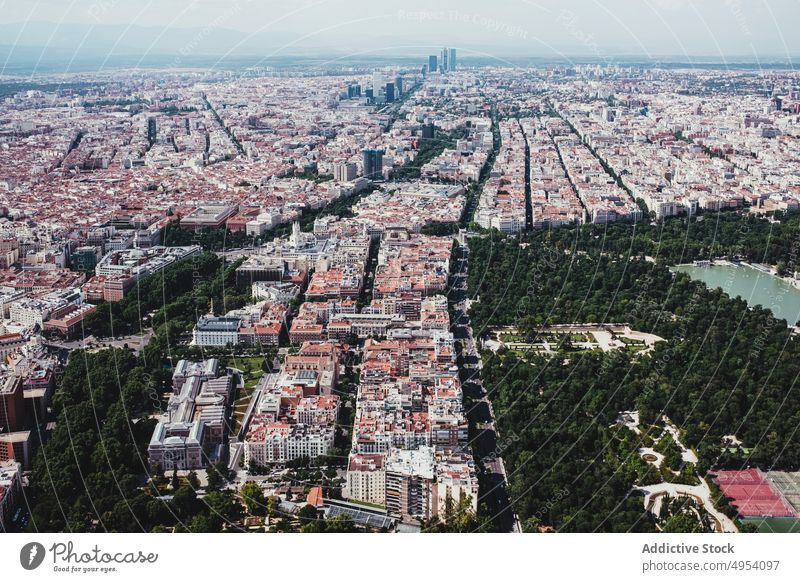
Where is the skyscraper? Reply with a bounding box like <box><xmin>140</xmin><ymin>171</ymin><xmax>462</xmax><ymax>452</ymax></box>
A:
<box><xmin>362</xmin><ymin>149</ymin><xmax>384</xmax><ymax>181</ymax></box>
<box><xmin>441</xmin><ymin>48</ymin><xmax>448</xmax><ymax>72</ymax></box>
<box><xmin>428</xmin><ymin>55</ymin><xmax>438</xmax><ymax>75</ymax></box>
<box><xmin>449</xmin><ymin>48</ymin><xmax>457</xmax><ymax>71</ymax></box>
<box><xmin>385</xmin><ymin>82</ymin><xmax>395</xmax><ymax>103</ymax></box>
<box><xmin>334</xmin><ymin>162</ymin><xmax>357</xmax><ymax>182</ymax></box>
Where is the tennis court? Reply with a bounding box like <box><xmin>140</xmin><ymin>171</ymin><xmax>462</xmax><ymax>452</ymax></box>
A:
<box><xmin>767</xmin><ymin>471</ymin><xmax>800</xmax><ymax>514</ymax></box>
<box><xmin>711</xmin><ymin>469</ymin><xmax>796</xmax><ymax>518</ymax></box>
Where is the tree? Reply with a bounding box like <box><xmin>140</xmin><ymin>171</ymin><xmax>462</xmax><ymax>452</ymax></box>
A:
<box><xmin>522</xmin><ymin>516</ymin><xmax>542</xmax><ymax>533</ymax></box>
<box><xmin>204</xmin><ymin>490</ymin><xmax>242</xmax><ymax>529</ymax></box>
<box><xmin>266</xmin><ymin>496</ymin><xmax>279</xmax><ymax>525</ymax></box>
<box><xmin>556</xmin><ymin>334</ymin><xmax>573</xmax><ymax>352</ymax></box>
<box><xmin>465</xmin><ymin>215</ymin><xmax>800</xmax><ymax>531</ymax></box>
<box><xmin>241</xmin><ymin>481</ymin><xmax>266</xmax><ymax>516</ymax></box>
<box><xmin>150</xmin><ymin>463</ymin><xmax>167</xmax><ymax>490</ymax></box>
<box><xmin>189</xmin><ymin>513</ymin><xmax>216</xmax><ymax>533</ymax></box>
<box><xmin>171</xmin><ymin>486</ymin><xmax>198</xmax><ymax>520</ymax></box>
<box><xmin>420</xmin><ymin>493</ymin><xmax>482</xmax><ymax>533</ymax></box>
<box><xmin>25</xmin><ymin>349</ymin><xmax>161</xmax><ymax>532</ymax></box>
<box><xmin>187</xmin><ymin>471</ymin><xmax>200</xmax><ymax>490</ymax></box>
<box><xmin>739</xmin><ymin>521</ymin><xmax>760</xmax><ymax>533</ymax></box>
<box><xmin>325</xmin><ymin>514</ymin><xmax>356</xmax><ymax>533</ymax></box>
<box><xmin>663</xmin><ymin>513</ymin><xmax>706</xmax><ymax>533</ymax></box>
<box><xmin>206</xmin><ymin>460</ymin><xmax>229</xmax><ymax>492</ymax></box>
<box><xmin>298</xmin><ymin>504</ymin><xmax>324</xmax><ymax>533</ymax></box>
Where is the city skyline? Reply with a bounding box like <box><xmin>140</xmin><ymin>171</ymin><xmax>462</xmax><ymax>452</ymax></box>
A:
<box><xmin>1</xmin><ymin>0</ymin><xmax>800</xmax><ymax>69</ymax></box>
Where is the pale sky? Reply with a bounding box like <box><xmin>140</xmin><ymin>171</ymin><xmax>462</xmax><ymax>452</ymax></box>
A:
<box><xmin>0</xmin><ymin>0</ymin><xmax>798</xmax><ymax>58</ymax></box>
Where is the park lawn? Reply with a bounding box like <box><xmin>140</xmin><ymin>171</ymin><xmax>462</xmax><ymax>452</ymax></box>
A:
<box><xmin>227</xmin><ymin>356</ymin><xmax>266</xmax><ymax>388</ymax></box>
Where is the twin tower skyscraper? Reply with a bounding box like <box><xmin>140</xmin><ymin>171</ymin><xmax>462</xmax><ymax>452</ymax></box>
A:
<box><xmin>428</xmin><ymin>48</ymin><xmax>457</xmax><ymax>75</ymax></box>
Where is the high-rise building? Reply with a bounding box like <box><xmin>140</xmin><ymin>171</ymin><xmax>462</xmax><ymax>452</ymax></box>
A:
<box><xmin>428</xmin><ymin>55</ymin><xmax>438</xmax><ymax>74</ymax></box>
<box><xmin>395</xmin><ymin>76</ymin><xmax>404</xmax><ymax>96</ymax></box>
<box><xmin>334</xmin><ymin>161</ymin><xmax>358</xmax><ymax>183</ymax></box>
<box><xmin>385</xmin><ymin>447</ymin><xmax>435</xmax><ymax>523</ymax></box>
<box><xmin>441</xmin><ymin>48</ymin><xmax>448</xmax><ymax>72</ymax></box>
<box><xmin>0</xmin><ymin>374</ymin><xmax>24</xmax><ymax>433</ymax></box>
<box><xmin>71</xmin><ymin>246</ymin><xmax>100</xmax><ymax>272</ymax></box>
<box><xmin>385</xmin><ymin>82</ymin><xmax>395</xmax><ymax>103</ymax></box>
<box><xmin>449</xmin><ymin>48</ymin><xmax>457</xmax><ymax>71</ymax></box>
<box><xmin>362</xmin><ymin>149</ymin><xmax>385</xmax><ymax>181</ymax></box>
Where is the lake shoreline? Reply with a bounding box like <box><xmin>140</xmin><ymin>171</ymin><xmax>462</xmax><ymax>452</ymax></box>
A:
<box><xmin>672</xmin><ymin>261</ymin><xmax>800</xmax><ymax>330</ymax></box>
<box><xmin>672</xmin><ymin>259</ymin><xmax>800</xmax><ymax>290</ymax></box>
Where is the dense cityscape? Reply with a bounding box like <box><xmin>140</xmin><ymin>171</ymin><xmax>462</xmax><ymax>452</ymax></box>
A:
<box><xmin>2</xmin><ymin>48</ymin><xmax>800</xmax><ymax>536</ymax></box>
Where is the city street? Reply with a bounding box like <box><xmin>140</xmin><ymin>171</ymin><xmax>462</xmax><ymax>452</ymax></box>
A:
<box><xmin>449</xmin><ymin>239</ymin><xmax>518</xmax><ymax>532</ymax></box>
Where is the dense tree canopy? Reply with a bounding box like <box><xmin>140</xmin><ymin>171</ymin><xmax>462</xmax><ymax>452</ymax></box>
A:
<box><xmin>82</xmin><ymin>253</ymin><xmax>250</xmax><ymax>340</ymax></box>
<box><xmin>468</xmin><ymin>213</ymin><xmax>800</xmax><ymax>531</ymax></box>
<box><xmin>28</xmin><ymin>349</ymin><xmax>161</xmax><ymax>532</ymax></box>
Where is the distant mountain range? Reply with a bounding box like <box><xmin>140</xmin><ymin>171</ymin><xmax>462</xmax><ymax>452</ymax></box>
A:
<box><xmin>0</xmin><ymin>21</ymin><xmax>796</xmax><ymax>76</ymax></box>
<box><xmin>0</xmin><ymin>21</ymin><xmax>310</xmax><ymax>54</ymax></box>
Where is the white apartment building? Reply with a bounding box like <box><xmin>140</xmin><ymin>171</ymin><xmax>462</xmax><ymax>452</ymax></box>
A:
<box><xmin>385</xmin><ymin>446</ymin><xmax>436</xmax><ymax>523</ymax></box>
<box><xmin>243</xmin><ymin>421</ymin><xmax>335</xmax><ymax>466</ymax></box>
<box><xmin>344</xmin><ymin>453</ymin><xmax>386</xmax><ymax>506</ymax></box>
<box><xmin>246</xmin><ymin>212</ymin><xmax>279</xmax><ymax>237</ymax></box>
<box><xmin>192</xmin><ymin>315</ymin><xmax>241</xmax><ymax>346</ymax></box>
<box><xmin>8</xmin><ymin>300</ymin><xmax>49</xmax><ymax>328</ymax></box>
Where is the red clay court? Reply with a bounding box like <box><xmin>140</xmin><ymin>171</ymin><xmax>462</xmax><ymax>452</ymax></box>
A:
<box><xmin>711</xmin><ymin>469</ymin><xmax>797</xmax><ymax>518</ymax></box>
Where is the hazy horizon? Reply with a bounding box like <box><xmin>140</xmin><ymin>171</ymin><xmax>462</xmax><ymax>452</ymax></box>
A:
<box><xmin>1</xmin><ymin>0</ymin><xmax>800</xmax><ymax>75</ymax></box>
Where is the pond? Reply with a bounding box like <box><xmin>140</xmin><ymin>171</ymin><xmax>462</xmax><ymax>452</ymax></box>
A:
<box><xmin>672</xmin><ymin>263</ymin><xmax>800</xmax><ymax>327</ymax></box>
